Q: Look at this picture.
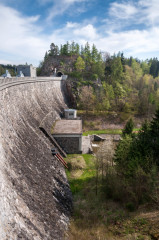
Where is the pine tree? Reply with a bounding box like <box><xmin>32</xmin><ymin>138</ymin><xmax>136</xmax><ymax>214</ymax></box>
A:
<box><xmin>122</xmin><ymin>118</ymin><xmax>134</xmax><ymax>137</ymax></box>
<box><xmin>70</xmin><ymin>41</ymin><xmax>76</xmax><ymax>55</ymax></box>
<box><xmin>81</xmin><ymin>45</ymin><xmax>84</xmax><ymax>55</ymax></box>
<box><xmin>154</xmin><ymin>82</ymin><xmax>158</xmax><ymax>92</ymax></box>
<box><xmin>75</xmin><ymin>43</ymin><xmax>80</xmax><ymax>55</ymax></box>
<box><xmin>44</xmin><ymin>51</ymin><xmax>48</xmax><ymax>61</ymax></box>
<box><xmin>111</xmin><ymin>55</ymin><xmax>124</xmax><ymax>85</ymax></box>
<box><xmin>150</xmin><ymin>58</ymin><xmax>159</xmax><ymax>78</ymax></box>
<box><xmin>83</xmin><ymin>42</ymin><xmax>91</xmax><ymax>64</ymax></box>
<box><xmin>120</xmin><ymin>52</ymin><xmax>125</xmax><ymax>72</ymax></box>
<box><xmin>60</xmin><ymin>44</ymin><xmax>63</xmax><ymax>55</ymax></box>
<box><xmin>91</xmin><ymin>44</ymin><xmax>98</xmax><ymax>62</ymax></box>
<box><xmin>49</xmin><ymin>43</ymin><xmax>59</xmax><ymax>56</ymax></box>
<box><xmin>62</xmin><ymin>44</ymin><xmax>68</xmax><ymax>55</ymax></box>
<box><xmin>150</xmin><ymin>108</ymin><xmax>159</xmax><ymax>163</ymax></box>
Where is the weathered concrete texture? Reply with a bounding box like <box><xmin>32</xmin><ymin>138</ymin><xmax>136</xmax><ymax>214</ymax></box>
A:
<box><xmin>82</xmin><ymin>136</ymin><xmax>92</xmax><ymax>154</ymax></box>
<box><xmin>0</xmin><ymin>80</ymin><xmax>72</xmax><ymax>239</ymax></box>
<box><xmin>53</xmin><ymin>120</ymin><xmax>82</xmax><ymax>134</ymax></box>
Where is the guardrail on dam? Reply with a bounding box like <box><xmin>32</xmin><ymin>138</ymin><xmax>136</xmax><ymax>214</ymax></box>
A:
<box><xmin>0</xmin><ymin>76</ymin><xmax>72</xmax><ymax>239</ymax></box>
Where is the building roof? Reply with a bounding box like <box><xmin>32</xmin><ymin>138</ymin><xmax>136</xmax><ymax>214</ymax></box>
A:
<box><xmin>64</xmin><ymin>109</ymin><xmax>76</xmax><ymax>112</ymax></box>
<box><xmin>53</xmin><ymin>120</ymin><xmax>82</xmax><ymax>134</ymax></box>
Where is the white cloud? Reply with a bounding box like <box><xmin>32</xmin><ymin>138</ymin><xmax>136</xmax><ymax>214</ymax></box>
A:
<box><xmin>46</xmin><ymin>0</ymin><xmax>88</xmax><ymax>22</ymax></box>
<box><xmin>48</xmin><ymin>19</ymin><xmax>159</xmax><ymax>60</ymax></box>
<box><xmin>36</xmin><ymin>0</ymin><xmax>88</xmax><ymax>21</ymax></box>
<box><xmin>74</xmin><ymin>24</ymin><xmax>97</xmax><ymax>40</ymax></box>
<box><xmin>2</xmin><ymin>0</ymin><xmax>159</xmax><ymax>66</ymax></box>
<box><xmin>94</xmin><ymin>27</ymin><xmax>159</xmax><ymax>59</ymax></box>
<box><xmin>64</xmin><ymin>0</ymin><xmax>85</xmax><ymax>3</ymax></box>
<box><xmin>95</xmin><ymin>1</ymin><xmax>159</xmax><ymax>57</ymax></box>
<box><xmin>54</xmin><ymin>16</ymin><xmax>159</xmax><ymax>59</ymax></box>
<box><xmin>109</xmin><ymin>2</ymin><xmax>137</xmax><ymax>20</ymax></box>
<box><xmin>108</xmin><ymin>0</ymin><xmax>159</xmax><ymax>27</ymax></box>
<box><xmin>0</xmin><ymin>4</ymin><xmax>50</xmax><ymax>66</ymax></box>
<box><xmin>0</xmin><ymin>59</ymin><xmax>12</xmax><ymax>65</ymax></box>
<box><xmin>138</xmin><ymin>0</ymin><xmax>159</xmax><ymax>26</ymax></box>
<box><xmin>66</xmin><ymin>22</ymin><xmax>79</xmax><ymax>28</ymax></box>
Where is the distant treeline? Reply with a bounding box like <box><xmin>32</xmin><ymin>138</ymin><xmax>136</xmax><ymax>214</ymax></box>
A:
<box><xmin>47</xmin><ymin>42</ymin><xmax>159</xmax><ymax>76</ymax></box>
<box><xmin>0</xmin><ymin>64</ymin><xmax>17</xmax><ymax>76</ymax></box>
<box><xmin>44</xmin><ymin>41</ymin><xmax>159</xmax><ymax>78</ymax></box>
<box><xmin>45</xmin><ymin>41</ymin><xmax>101</xmax><ymax>58</ymax></box>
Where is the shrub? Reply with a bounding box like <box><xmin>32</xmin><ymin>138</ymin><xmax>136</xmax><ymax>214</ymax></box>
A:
<box><xmin>104</xmin><ymin>164</ymin><xmax>157</xmax><ymax>209</ymax></box>
<box><xmin>125</xmin><ymin>202</ymin><xmax>135</xmax><ymax>212</ymax></box>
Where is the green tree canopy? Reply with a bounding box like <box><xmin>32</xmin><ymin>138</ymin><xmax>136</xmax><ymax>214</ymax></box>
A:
<box><xmin>75</xmin><ymin>56</ymin><xmax>85</xmax><ymax>72</ymax></box>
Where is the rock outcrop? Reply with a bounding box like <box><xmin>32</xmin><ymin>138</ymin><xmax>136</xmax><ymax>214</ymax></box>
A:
<box><xmin>41</xmin><ymin>55</ymin><xmax>78</xmax><ymax>76</ymax></box>
<box><xmin>0</xmin><ymin>79</ymin><xmax>72</xmax><ymax>239</ymax></box>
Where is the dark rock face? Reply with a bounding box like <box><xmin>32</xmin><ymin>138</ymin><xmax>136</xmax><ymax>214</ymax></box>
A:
<box><xmin>40</xmin><ymin>55</ymin><xmax>78</xmax><ymax>76</ymax></box>
<box><xmin>0</xmin><ymin>80</ymin><xmax>72</xmax><ymax>239</ymax></box>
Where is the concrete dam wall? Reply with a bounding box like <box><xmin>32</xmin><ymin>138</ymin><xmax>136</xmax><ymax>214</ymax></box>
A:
<box><xmin>0</xmin><ymin>78</ymin><xmax>72</xmax><ymax>239</ymax></box>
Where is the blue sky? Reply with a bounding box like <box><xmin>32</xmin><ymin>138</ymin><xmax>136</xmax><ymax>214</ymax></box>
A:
<box><xmin>0</xmin><ymin>0</ymin><xmax>159</xmax><ymax>66</ymax></box>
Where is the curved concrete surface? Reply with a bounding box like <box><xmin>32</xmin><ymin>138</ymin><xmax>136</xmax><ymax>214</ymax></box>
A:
<box><xmin>0</xmin><ymin>78</ymin><xmax>72</xmax><ymax>239</ymax></box>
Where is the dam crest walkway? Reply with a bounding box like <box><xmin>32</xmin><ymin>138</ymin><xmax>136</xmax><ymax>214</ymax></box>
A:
<box><xmin>0</xmin><ymin>76</ymin><xmax>63</xmax><ymax>91</ymax></box>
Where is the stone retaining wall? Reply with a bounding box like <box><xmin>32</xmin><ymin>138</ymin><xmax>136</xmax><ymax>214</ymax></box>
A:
<box><xmin>54</xmin><ymin>136</ymin><xmax>82</xmax><ymax>154</ymax></box>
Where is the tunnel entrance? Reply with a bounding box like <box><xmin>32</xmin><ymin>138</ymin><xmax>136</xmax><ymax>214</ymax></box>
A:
<box><xmin>57</xmin><ymin>71</ymin><xmax>63</xmax><ymax>77</ymax></box>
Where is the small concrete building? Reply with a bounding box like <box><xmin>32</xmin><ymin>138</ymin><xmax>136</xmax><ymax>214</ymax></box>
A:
<box><xmin>52</xmin><ymin>120</ymin><xmax>82</xmax><ymax>154</ymax></box>
<box><xmin>64</xmin><ymin>109</ymin><xmax>77</xmax><ymax>119</ymax></box>
<box><xmin>17</xmin><ymin>65</ymin><xmax>36</xmax><ymax>77</ymax></box>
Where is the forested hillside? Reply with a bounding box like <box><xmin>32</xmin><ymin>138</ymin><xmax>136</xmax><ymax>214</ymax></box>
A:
<box><xmin>40</xmin><ymin>41</ymin><xmax>159</xmax><ymax>118</ymax></box>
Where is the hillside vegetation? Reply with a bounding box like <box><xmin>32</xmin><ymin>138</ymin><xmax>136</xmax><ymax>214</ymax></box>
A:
<box><xmin>39</xmin><ymin>43</ymin><xmax>159</xmax><ymax>239</ymax></box>
<box><xmin>65</xmin><ymin>113</ymin><xmax>159</xmax><ymax>240</ymax></box>
<box><xmin>65</xmin><ymin>131</ymin><xmax>159</xmax><ymax>239</ymax></box>
<box><xmin>40</xmin><ymin>41</ymin><xmax>159</xmax><ymax>118</ymax></box>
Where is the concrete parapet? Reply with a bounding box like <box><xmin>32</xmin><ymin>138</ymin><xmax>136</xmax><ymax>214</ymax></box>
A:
<box><xmin>0</xmin><ymin>76</ymin><xmax>63</xmax><ymax>91</ymax></box>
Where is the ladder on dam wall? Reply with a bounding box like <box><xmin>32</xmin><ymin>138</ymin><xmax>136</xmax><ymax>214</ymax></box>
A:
<box><xmin>39</xmin><ymin>127</ymin><xmax>67</xmax><ymax>158</ymax></box>
<box><xmin>51</xmin><ymin>148</ymin><xmax>68</xmax><ymax>168</ymax></box>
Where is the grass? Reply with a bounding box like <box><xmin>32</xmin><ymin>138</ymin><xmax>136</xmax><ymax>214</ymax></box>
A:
<box><xmin>83</xmin><ymin>128</ymin><xmax>140</xmax><ymax>136</ymax></box>
<box><xmin>65</xmin><ymin>153</ymin><xmax>153</xmax><ymax>240</ymax></box>
<box><xmin>77</xmin><ymin>110</ymin><xmax>120</xmax><ymax>117</ymax></box>
<box><xmin>65</xmin><ymin>154</ymin><xmax>96</xmax><ymax>194</ymax></box>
